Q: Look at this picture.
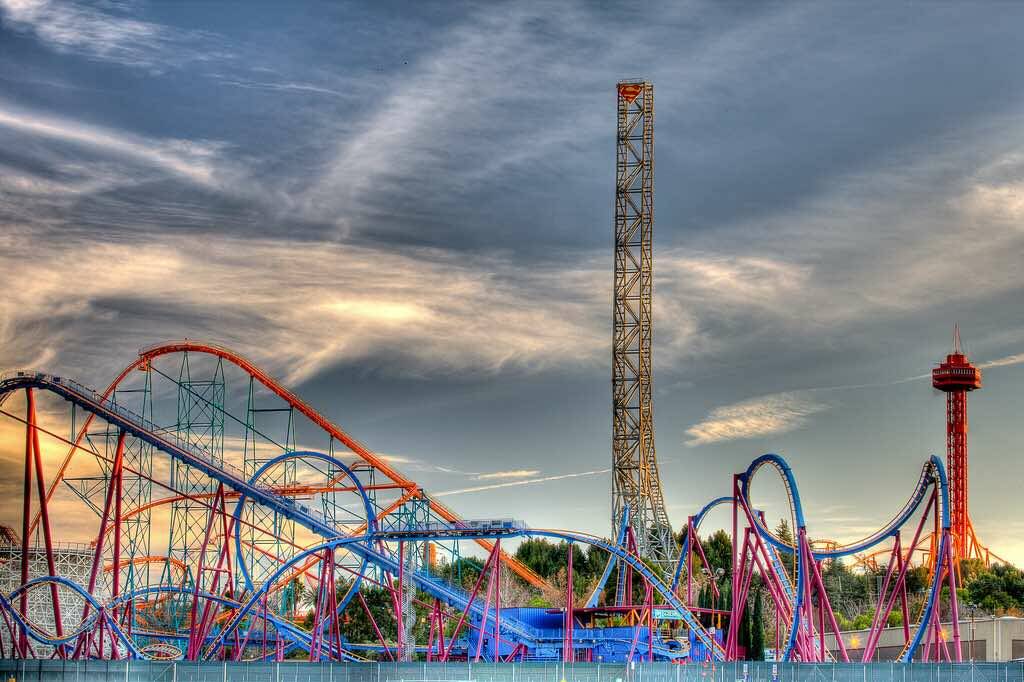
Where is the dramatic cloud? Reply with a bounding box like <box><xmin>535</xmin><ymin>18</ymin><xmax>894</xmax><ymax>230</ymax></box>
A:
<box><xmin>0</xmin><ymin>230</ymin><xmax>607</xmax><ymax>386</ymax></box>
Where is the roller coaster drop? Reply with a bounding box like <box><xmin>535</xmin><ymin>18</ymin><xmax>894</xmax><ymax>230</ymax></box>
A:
<box><xmin>0</xmin><ymin>342</ymin><xmax>962</xmax><ymax>663</ymax></box>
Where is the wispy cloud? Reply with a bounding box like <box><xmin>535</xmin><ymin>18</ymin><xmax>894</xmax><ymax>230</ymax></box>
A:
<box><xmin>0</xmin><ymin>0</ymin><xmax>217</xmax><ymax>69</ymax></box>
<box><xmin>433</xmin><ymin>469</ymin><xmax>611</xmax><ymax>498</ymax></box>
<box><xmin>682</xmin><ymin>344</ymin><xmax>1024</xmax><ymax>449</ymax></box>
<box><xmin>299</xmin><ymin>3</ymin><xmax>618</xmax><ymax>233</ymax></box>
<box><xmin>475</xmin><ymin>469</ymin><xmax>540</xmax><ymax>481</ymax></box>
<box><xmin>0</xmin><ymin>102</ymin><xmax>229</xmax><ymax>186</ymax></box>
<box><xmin>980</xmin><ymin>353</ymin><xmax>1024</xmax><ymax>369</ymax></box>
<box><xmin>685</xmin><ymin>392</ymin><xmax>829</xmax><ymax>447</ymax></box>
<box><xmin>378</xmin><ymin>454</ymin><xmax>476</xmax><ymax>476</ymax></box>
<box><xmin>214</xmin><ymin>77</ymin><xmax>352</xmax><ymax>100</ymax></box>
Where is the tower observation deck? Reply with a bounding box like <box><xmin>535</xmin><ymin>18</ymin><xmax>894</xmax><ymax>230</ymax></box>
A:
<box><xmin>931</xmin><ymin>325</ymin><xmax>982</xmax><ymax>559</ymax></box>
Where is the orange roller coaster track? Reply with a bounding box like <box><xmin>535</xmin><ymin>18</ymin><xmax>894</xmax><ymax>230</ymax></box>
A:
<box><xmin>33</xmin><ymin>340</ymin><xmax>548</xmax><ymax>589</ymax></box>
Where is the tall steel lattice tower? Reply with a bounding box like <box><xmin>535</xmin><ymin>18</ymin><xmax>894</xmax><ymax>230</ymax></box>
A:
<box><xmin>611</xmin><ymin>80</ymin><xmax>676</xmax><ymax>570</ymax></box>
<box><xmin>931</xmin><ymin>325</ymin><xmax>982</xmax><ymax>559</ymax></box>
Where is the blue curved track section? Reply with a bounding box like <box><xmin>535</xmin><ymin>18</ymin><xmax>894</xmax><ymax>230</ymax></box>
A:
<box><xmin>735</xmin><ymin>451</ymin><xmax>951</xmax><ymax>662</ymax></box>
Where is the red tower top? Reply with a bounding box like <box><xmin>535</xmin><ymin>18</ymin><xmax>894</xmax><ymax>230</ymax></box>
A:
<box><xmin>932</xmin><ymin>325</ymin><xmax>981</xmax><ymax>392</ymax></box>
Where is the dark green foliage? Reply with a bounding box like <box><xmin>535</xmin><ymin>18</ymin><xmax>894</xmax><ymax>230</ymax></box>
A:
<box><xmin>433</xmin><ymin>557</ymin><xmax>485</xmax><ymax>590</ymax></box>
<box><xmin>703</xmin><ymin>530</ymin><xmax>733</xmax><ymax>580</ymax></box>
<box><xmin>823</xmin><ymin>557</ymin><xmax>871</xmax><ymax>612</ymax></box>
<box><xmin>964</xmin><ymin>563</ymin><xmax>1024</xmax><ymax>614</ymax></box>
<box><xmin>327</xmin><ymin>580</ymin><xmax>432</xmax><ymax>659</ymax></box>
<box><xmin>750</xmin><ymin>587</ymin><xmax>765</xmax><ymax>660</ymax></box>
<box><xmin>774</xmin><ymin>519</ymin><xmax>794</xmax><ymax>545</ymax></box>
<box><xmin>737</xmin><ymin>593</ymin><xmax>751</xmax><ymax>654</ymax></box>
<box><xmin>905</xmin><ymin>566</ymin><xmax>929</xmax><ymax>595</ymax></box>
<box><xmin>514</xmin><ymin>538</ymin><xmax>606</xmax><ymax>582</ymax></box>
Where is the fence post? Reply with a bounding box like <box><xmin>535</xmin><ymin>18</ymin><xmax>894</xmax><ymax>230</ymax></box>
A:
<box><xmin>172</xmin><ymin>663</ymin><xmax>176</xmax><ymax>682</ymax></box>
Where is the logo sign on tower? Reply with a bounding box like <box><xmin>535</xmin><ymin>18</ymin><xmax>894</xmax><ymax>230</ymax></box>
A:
<box><xmin>618</xmin><ymin>83</ymin><xmax>643</xmax><ymax>103</ymax></box>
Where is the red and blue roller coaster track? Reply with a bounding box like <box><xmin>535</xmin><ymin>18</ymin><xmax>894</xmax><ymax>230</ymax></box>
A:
<box><xmin>0</xmin><ymin>341</ymin><xmax>964</xmax><ymax>663</ymax></box>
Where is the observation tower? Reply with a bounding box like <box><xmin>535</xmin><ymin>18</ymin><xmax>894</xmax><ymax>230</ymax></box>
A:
<box><xmin>931</xmin><ymin>325</ymin><xmax>981</xmax><ymax>559</ymax></box>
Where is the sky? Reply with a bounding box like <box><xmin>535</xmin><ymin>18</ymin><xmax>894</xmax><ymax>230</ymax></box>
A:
<box><xmin>2</xmin><ymin>2</ymin><xmax>1024</xmax><ymax>563</ymax></box>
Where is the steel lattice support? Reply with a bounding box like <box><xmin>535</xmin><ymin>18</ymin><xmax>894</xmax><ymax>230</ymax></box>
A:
<box><xmin>242</xmin><ymin>376</ymin><xmax>297</xmax><ymax>596</ymax></box>
<box><xmin>167</xmin><ymin>354</ymin><xmax>225</xmax><ymax>606</ymax></box>
<box><xmin>611</xmin><ymin>80</ymin><xmax>676</xmax><ymax>571</ymax></box>
<box><xmin>110</xmin><ymin>371</ymin><xmax>153</xmax><ymax>616</ymax></box>
<box><xmin>393</xmin><ymin>495</ymin><xmax>430</xmax><ymax>661</ymax></box>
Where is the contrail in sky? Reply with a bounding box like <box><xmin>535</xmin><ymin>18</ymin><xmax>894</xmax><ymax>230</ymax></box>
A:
<box><xmin>434</xmin><ymin>469</ymin><xmax>612</xmax><ymax>497</ymax></box>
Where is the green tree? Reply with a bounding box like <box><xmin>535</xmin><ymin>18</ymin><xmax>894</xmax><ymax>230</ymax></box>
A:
<box><xmin>702</xmin><ymin>530</ymin><xmax>733</xmax><ymax>580</ymax></box>
<box><xmin>737</xmin><ymin>595</ymin><xmax>752</xmax><ymax>656</ymax></box>
<box><xmin>750</xmin><ymin>586</ymin><xmax>765</xmax><ymax>660</ymax></box>
<box><xmin>774</xmin><ymin>519</ymin><xmax>794</xmax><ymax>545</ymax></box>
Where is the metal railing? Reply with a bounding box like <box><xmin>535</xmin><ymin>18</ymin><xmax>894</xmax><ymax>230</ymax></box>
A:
<box><xmin>3</xmin><ymin>661</ymin><xmax>1024</xmax><ymax>682</ymax></box>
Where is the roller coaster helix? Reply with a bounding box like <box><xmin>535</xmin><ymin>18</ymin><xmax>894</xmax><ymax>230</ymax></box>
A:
<box><xmin>0</xmin><ymin>341</ymin><xmax>963</xmax><ymax>663</ymax></box>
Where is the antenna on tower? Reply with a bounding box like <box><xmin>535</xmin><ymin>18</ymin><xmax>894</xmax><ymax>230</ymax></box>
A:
<box><xmin>953</xmin><ymin>323</ymin><xmax>962</xmax><ymax>355</ymax></box>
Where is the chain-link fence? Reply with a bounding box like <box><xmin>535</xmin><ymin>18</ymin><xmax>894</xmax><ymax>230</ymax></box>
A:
<box><xmin>2</xmin><ymin>661</ymin><xmax>1023</xmax><ymax>682</ymax></box>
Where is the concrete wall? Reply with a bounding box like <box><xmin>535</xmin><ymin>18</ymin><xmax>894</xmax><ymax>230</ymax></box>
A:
<box><xmin>826</xmin><ymin>616</ymin><xmax>1024</xmax><ymax>661</ymax></box>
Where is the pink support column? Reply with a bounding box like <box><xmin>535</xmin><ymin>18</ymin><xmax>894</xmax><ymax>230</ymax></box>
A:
<box><xmin>18</xmin><ymin>389</ymin><xmax>33</xmax><ymax>658</ymax></box>
<box><xmin>26</xmin><ymin>390</ymin><xmax>65</xmax><ymax>656</ymax></box>
<box><xmin>110</xmin><ymin>427</ymin><xmax>124</xmax><ymax>654</ymax></box>
<box><xmin>396</xmin><ymin>540</ymin><xmax>404</xmax><ymax>658</ymax></box>
<box><xmin>726</xmin><ymin>529</ymin><xmax>752</xmax><ymax>657</ymax></box>
<box><xmin>945</xmin><ymin>535</ymin><xmax>962</xmax><ymax>662</ymax></box>
<box><xmin>803</xmin><ymin>539</ymin><xmax>848</xmax><ymax>662</ymax></box>
<box><xmin>686</xmin><ymin>517</ymin><xmax>694</xmax><ymax>606</ymax></box>
<box><xmin>494</xmin><ymin>538</ymin><xmax>502</xmax><ymax>662</ymax></box>
<box><xmin>898</xmin><ymin>540</ymin><xmax>911</xmax><ymax>645</ymax></box>
<box><xmin>426</xmin><ymin>599</ymin><xmax>438</xmax><ymax>661</ymax></box>
<box><xmin>646</xmin><ymin>586</ymin><xmax>654</xmax><ymax>663</ymax></box>
<box><xmin>359</xmin><ymin>592</ymin><xmax>393</xmax><ymax>661</ymax></box>
<box><xmin>443</xmin><ymin>543</ymin><xmax>498</xmax><ymax>661</ymax></box>
<box><xmin>564</xmin><ymin>541</ymin><xmax>574</xmax><ymax>663</ymax></box>
<box><xmin>474</xmin><ymin>551</ymin><xmax>496</xmax><ymax>662</ymax></box>
<box><xmin>435</xmin><ymin>599</ymin><xmax>445</xmax><ymax>659</ymax></box>
<box><xmin>731</xmin><ymin>476</ymin><xmax>740</xmax><ymax>628</ymax></box>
